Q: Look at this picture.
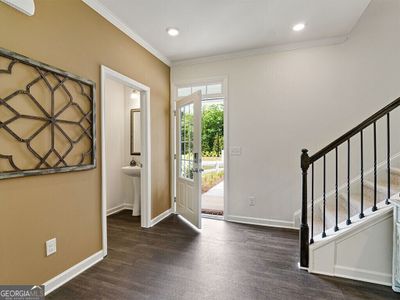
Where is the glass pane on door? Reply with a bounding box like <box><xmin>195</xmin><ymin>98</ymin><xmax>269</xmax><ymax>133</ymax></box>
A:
<box><xmin>179</xmin><ymin>103</ymin><xmax>194</xmax><ymax>180</ymax></box>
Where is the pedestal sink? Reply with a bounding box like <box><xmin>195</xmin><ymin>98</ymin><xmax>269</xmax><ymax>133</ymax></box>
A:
<box><xmin>121</xmin><ymin>166</ymin><xmax>141</xmax><ymax>216</ymax></box>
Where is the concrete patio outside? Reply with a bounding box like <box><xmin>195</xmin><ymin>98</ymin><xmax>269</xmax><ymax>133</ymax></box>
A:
<box><xmin>202</xmin><ymin>180</ymin><xmax>224</xmax><ymax>213</ymax></box>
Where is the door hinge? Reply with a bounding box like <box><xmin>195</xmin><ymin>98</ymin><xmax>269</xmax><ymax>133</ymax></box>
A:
<box><xmin>173</xmin><ymin>110</ymin><xmax>176</xmax><ymax>116</ymax></box>
<box><xmin>174</xmin><ymin>154</ymin><xmax>177</xmax><ymax>160</ymax></box>
<box><xmin>174</xmin><ymin>197</ymin><xmax>176</xmax><ymax>203</ymax></box>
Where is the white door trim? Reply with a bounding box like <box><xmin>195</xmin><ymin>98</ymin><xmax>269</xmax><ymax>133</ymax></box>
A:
<box><xmin>100</xmin><ymin>65</ymin><xmax>152</xmax><ymax>257</ymax></box>
<box><xmin>170</xmin><ymin>76</ymin><xmax>229</xmax><ymax>218</ymax></box>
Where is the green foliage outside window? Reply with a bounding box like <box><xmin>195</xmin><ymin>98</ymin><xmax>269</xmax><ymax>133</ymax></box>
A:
<box><xmin>179</xmin><ymin>103</ymin><xmax>224</xmax><ymax>158</ymax></box>
<box><xmin>202</xmin><ymin>104</ymin><xmax>224</xmax><ymax>157</ymax></box>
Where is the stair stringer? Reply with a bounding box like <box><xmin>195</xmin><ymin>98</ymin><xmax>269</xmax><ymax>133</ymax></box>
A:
<box><xmin>308</xmin><ymin>203</ymin><xmax>393</xmax><ymax>286</ymax></box>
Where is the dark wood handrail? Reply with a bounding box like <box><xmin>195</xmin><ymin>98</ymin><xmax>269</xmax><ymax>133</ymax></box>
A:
<box><xmin>309</xmin><ymin>96</ymin><xmax>400</xmax><ymax>163</ymax></box>
<box><xmin>300</xmin><ymin>95</ymin><xmax>400</xmax><ymax>269</ymax></box>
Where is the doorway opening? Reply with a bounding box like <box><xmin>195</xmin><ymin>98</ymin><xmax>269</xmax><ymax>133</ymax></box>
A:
<box><xmin>173</xmin><ymin>78</ymin><xmax>227</xmax><ymax>223</ymax></box>
<box><xmin>101</xmin><ymin>66</ymin><xmax>152</xmax><ymax>257</ymax></box>
<box><xmin>201</xmin><ymin>98</ymin><xmax>224</xmax><ymax>217</ymax></box>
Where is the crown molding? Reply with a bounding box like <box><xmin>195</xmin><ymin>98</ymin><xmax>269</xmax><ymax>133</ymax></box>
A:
<box><xmin>172</xmin><ymin>35</ymin><xmax>349</xmax><ymax>67</ymax></box>
<box><xmin>0</xmin><ymin>0</ymin><xmax>35</xmax><ymax>16</ymax></box>
<box><xmin>82</xmin><ymin>0</ymin><xmax>351</xmax><ymax>69</ymax></box>
<box><xmin>82</xmin><ymin>0</ymin><xmax>171</xmax><ymax>66</ymax></box>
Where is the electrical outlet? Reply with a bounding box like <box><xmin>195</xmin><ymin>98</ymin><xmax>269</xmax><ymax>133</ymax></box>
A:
<box><xmin>249</xmin><ymin>196</ymin><xmax>256</xmax><ymax>206</ymax></box>
<box><xmin>46</xmin><ymin>238</ymin><xmax>57</xmax><ymax>256</ymax></box>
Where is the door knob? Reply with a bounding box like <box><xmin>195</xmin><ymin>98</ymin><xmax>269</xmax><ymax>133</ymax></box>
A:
<box><xmin>192</xmin><ymin>167</ymin><xmax>204</xmax><ymax>173</ymax></box>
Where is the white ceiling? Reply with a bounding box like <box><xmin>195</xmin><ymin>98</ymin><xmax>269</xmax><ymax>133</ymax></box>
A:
<box><xmin>92</xmin><ymin>0</ymin><xmax>371</xmax><ymax>64</ymax></box>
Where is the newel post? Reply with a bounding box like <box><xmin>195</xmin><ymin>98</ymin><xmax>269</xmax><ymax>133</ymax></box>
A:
<box><xmin>300</xmin><ymin>149</ymin><xmax>310</xmax><ymax>268</ymax></box>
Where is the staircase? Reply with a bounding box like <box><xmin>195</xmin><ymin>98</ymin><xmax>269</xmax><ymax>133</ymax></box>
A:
<box><xmin>299</xmin><ymin>96</ymin><xmax>400</xmax><ymax>270</ymax></box>
<box><xmin>310</xmin><ymin>167</ymin><xmax>400</xmax><ymax>240</ymax></box>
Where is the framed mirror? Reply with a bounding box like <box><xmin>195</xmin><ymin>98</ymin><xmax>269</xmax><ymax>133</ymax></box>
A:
<box><xmin>130</xmin><ymin>109</ymin><xmax>141</xmax><ymax>155</ymax></box>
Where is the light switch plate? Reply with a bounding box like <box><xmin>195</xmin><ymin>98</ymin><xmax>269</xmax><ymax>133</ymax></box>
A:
<box><xmin>230</xmin><ymin>146</ymin><xmax>242</xmax><ymax>156</ymax></box>
<box><xmin>46</xmin><ymin>238</ymin><xmax>57</xmax><ymax>256</ymax></box>
<box><xmin>249</xmin><ymin>196</ymin><xmax>256</xmax><ymax>206</ymax></box>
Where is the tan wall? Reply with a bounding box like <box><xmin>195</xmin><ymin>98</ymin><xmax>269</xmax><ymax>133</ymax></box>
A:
<box><xmin>0</xmin><ymin>0</ymin><xmax>170</xmax><ymax>284</ymax></box>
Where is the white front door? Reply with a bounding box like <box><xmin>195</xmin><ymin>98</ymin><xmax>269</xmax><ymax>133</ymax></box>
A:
<box><xmin>175</xmin><ymin>91</ymin><xmax>202</xmax><ymax>229</ymax></box>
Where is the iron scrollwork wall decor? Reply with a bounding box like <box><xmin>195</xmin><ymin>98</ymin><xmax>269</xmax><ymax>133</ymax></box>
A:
<box><xmin>0</xmin><ymin>48</ymin><xmax>96</xmax><ymax>179</ymax></box>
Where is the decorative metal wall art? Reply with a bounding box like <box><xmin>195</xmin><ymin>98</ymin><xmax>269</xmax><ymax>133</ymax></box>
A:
<box><xmin>0</xmin><ymin>48</ymin><xmax>96</xmax><ymax>179</ymax></box>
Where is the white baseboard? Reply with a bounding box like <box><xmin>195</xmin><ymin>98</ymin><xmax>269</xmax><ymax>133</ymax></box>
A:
<box><xmin>107</xmin><ymin>203</ymin><xmax>133</xmax><ymax>216</ymax></box>
<box><xmin>309</xmin><ymin>266</ymin><xmax>391</xmax><ymax>287</ymax></box>
<box><xmin>44</xmin><ymin>250</ymin><xmax>103</xmax><ymax>295</ymax></box>
<box><xmin>334</xmin><ymin>265</ymin><xmax>391</xmax><ymax>286</ymax></box>
<box><xmin>151</xmin><ymin>208</ymin><xmax>173</xmax><ymax>227</ymax></box>
<box><xmin>226</xmin><ymin>215</ymin><xmax>296</xmax><ymax>229</ymax></box>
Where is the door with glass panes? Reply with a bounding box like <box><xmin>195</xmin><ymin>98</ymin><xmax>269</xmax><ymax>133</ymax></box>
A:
<box><xmin>175</xmin><ymin>91</ymin><xmax>202</xmax><ymax>228</ymax></box>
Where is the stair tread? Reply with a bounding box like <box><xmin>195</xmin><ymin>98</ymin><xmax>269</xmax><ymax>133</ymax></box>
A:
<box><xmin>307</xmin><ymin>163</ymin><xmax>400</xmax><ymax>239</ymax></box>
<box><xmin>311</xmin><ymin>200</ymin><xmax>392</xmax><ymax>244</ymax></box>
<box><xmin>390</xmin><ymin>167</ymin><xmax>400</xmax><ymax>175</ymax></box>
<box><xmin>308</xmin><ymin>212</ymin><xmax>323</xmax><ymax>238</ymax></box>
<box><xmin>311</xmin><ymin>190</ymin><xmax>397</xmax><ymax>238</ymax></box>
<box><xmin>365</xmin><ymin>179</ymin><xmax>400</xmax><ymax>190</ymax></box>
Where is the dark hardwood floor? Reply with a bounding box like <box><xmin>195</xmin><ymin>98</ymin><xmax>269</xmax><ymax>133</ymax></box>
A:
<box><xmin>48</xmin><ymin>210</ymin><xmax>398</xmax><ymax>300</ymax></box>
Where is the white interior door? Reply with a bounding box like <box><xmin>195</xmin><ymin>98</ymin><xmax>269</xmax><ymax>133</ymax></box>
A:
<box><xmin>175</xmin><ymin>91</ymin><xmax>202</xmax><ymax>229</ymax></box>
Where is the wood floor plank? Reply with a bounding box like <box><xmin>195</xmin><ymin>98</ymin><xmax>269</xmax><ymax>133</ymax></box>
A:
<box><xmin>48</xmin><ymin>211</ymin><xmax>398</xmax><ymax>300</ymax></box>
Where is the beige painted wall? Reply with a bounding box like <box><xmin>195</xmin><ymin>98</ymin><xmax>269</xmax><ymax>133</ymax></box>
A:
<box><xmin>0</xmin><ymin>0</ymin><xmax>170</xmax><ymax>284</ymax></box>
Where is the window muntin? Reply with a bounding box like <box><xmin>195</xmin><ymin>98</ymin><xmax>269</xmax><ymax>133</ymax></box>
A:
<box><xmin>206</xmin><ymin>83</ymin><xmax>222</xmax><ymax>95</ymax></box>
<box><xmin>177</xmin><ymin>82</ymin><xmax>223</xmax><ymax>100</ymax></box>
<box><xmin>192</xmin><ymin>85</ymin><xmax>206</xmax><ymax>94</ymax></box>
<box><xmin>179</xmin><ymin>103</ymin><xmax>194</xmax><ymax>180</ymax></box>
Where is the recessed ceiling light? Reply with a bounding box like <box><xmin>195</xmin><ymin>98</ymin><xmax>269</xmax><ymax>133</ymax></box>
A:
<box><xmin>292</xmin><ymin>23</ymin><xmax>306</xmax><ymax>32</ymax></box>
<box><xmin>166</xmin><ymin>27</ymin><xmax>179</xmax><ymax>37</ymax></box>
